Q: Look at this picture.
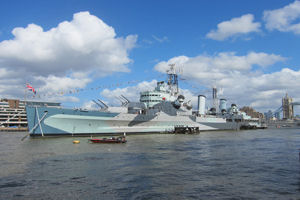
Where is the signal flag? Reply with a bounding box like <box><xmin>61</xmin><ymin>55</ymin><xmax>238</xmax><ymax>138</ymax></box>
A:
<box><xmin>26</xmin><ymin>83</ymin><xmax>36</xmax><ymax>94</ymax></box>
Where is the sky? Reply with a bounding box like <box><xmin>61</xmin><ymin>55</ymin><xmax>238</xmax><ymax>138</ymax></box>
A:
<box><xmin>0</xmin><ymin>0</ymin><xmax>300</xmax><ymax>114</ymax></box>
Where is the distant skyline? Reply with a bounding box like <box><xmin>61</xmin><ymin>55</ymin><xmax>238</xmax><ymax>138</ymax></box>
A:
<box><xmin>0</xmin><ymin>0</ymin><xmax>300</xmax><ymax>113</ymax></box>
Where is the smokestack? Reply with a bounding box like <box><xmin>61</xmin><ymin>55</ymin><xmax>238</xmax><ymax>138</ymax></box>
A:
<box><xmin>219</xmin><ymin>99</ymin><xmax>227</xmax><ymax>113</ymax></box>
<box><xmin>197</xmin><ymin>95</ymin><xmax>206</xmax><ymax>115</ymax></box>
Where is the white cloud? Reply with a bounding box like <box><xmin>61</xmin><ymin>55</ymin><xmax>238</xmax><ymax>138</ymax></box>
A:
<box><xmin>142</xmin><ymin>35</ymin><xmax>168</xmax><ymax>45</ymax></box>
<box><xmin>152</xmin><ymin>35</ymin><xmax>168</xmax><ymax>43</ymax></box>
<box><xmin>154</xmin><ymin>52</ymin><xmax>293</xmax><ymax>111</ymax></box>
<box><xmin>82</xmin><ymin>100</ymin><xmax>98</xmax><ymax>110</ymax></box>
<box><xmin>206</xmin><ymin>14</ymin><xmax>261</xmax><ymax>41</ymax></box>
<box><xmin>99</xmin><ymin>59</ymin><xmax>300</xmax><ymax>113</ymax></box>
<box><xmin>0</xmin><ymin>11</ymin><xmax>137</xmax><ymax>102</ymax></box>
<box><xmin>154</xmin><ymin>52</ymin><xmax>285</xmax><ymax>76</ymax></box>
<box><xmin>35</xmin><ymin>75</ymin><xmax>91</xmax><ymax>93</ymax></box>
<box><xmin>101</xmin><ymin>80</ymin><xmax>157</xmax><ymax>105</ymax></box>
<box><xmin>0</xmin><ymin>11</ymin><xmax>137</xmax><ymax>76</ymax></box>
<box><xmin>46</xmin><ymin>95</ymin><xmax>80</xmax><ymax>103</ymax></box>
<box><xmin>263</xmin><ymin>1</ymin><xmax>300</xmax><ymax>34</ymax></box>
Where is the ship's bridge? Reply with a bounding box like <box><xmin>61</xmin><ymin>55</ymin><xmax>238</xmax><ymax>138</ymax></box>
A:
<box><xmin>140</xmin><ymin>91</ymin><xmax>167</xmax><ymax>108</ymax></box>
<box><xmin>140</xmin><ymin>81</ymin><xmax>175</xmax><ymax>108</ymax></box>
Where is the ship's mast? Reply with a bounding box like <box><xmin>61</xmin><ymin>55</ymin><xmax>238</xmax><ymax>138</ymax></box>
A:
<box><xmin>212</xmin><ymin>86</ymin><xmax>219</xmax><ymax>113</ymax></box>
<box><xmin>166</xmin><ymin>64</ymin><xmax>179</xmax><ymax>96</ymax></box>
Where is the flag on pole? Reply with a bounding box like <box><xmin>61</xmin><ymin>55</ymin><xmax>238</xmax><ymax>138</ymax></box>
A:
<box><xmin>26</xmin><ymin>83</ymin><xmax>36</xmax><ymax>94</ymax></box>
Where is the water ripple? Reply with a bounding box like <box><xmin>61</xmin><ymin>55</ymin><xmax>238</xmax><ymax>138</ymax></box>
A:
<box><xmin>0</xmin><ymin>129</ymin><xmax>300</xmax><ymax>199</ymax></box>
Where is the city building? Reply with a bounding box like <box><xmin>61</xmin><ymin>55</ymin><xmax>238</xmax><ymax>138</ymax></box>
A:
<box><xmin>282</xmin><ymin>93</ymin><xmax>293</xmax><ymax>120</ymax></box>
<box><xmin>0</xmin><ymin>98</ymin><xmax>60</xmax><ymax>131</ymax></box>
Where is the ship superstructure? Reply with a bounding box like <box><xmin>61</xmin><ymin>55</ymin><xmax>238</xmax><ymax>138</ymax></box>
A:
<box><xmin>26</xmin><ymin>65</ymin><xmax>261</xmax><ymax>136</ymax></box>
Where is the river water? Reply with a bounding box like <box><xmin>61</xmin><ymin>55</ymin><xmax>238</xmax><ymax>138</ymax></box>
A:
<box><xmin>0</xmin><ymin>129</ymin><xmax>300</xmax><ymax>199</ymax></box>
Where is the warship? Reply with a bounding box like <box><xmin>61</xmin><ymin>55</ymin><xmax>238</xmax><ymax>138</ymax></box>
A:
<box><xmin>26</xmin><ymin>65</ymin><xmax>256</xmax><ymax>136</ymax></box>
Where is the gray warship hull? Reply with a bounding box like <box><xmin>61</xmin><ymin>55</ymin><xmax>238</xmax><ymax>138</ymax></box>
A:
<box><xmin>26</xmin><ymin>106</ymin><xmax>240</xmax><ymax>136</ymax></box>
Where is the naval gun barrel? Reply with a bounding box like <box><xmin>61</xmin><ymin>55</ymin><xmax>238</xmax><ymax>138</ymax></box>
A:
<box><xmin>97</xmin><ymin>99</ymin><xmax>109</xmax><ymax>108</ymax></box>
<box><xmin>120</xmin><ymin>95</ymin><xmax>130</xmax><ymax>103</ymax></box>
<box><xmin>116</xmin><ymin>96</ymin><xmax>126</xmax><ymax>105</ymax></box>
<box><xmin>92</xmin><ymin>100</ymin><xmax>103</xmax><ymax>109</ymax></box>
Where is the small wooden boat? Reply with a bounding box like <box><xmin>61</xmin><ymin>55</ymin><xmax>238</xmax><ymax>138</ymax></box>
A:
<box><xmin>89</xmin><ymin>136</ymin><xmax>126</xmax><ymax>144</ymax></box>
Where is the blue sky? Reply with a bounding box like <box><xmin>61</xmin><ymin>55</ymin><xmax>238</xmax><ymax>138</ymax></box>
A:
<box><xmin>0</xmin><ymin>0</ymin><xmax>300</xmax><ymax>113</ymax></box>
